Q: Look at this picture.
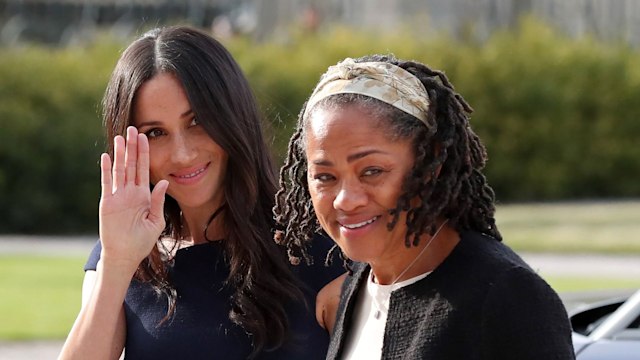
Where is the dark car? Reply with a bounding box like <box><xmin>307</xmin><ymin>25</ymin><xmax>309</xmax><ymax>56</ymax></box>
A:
<box><xmin>568</xmin><ymin>289</ymin><xmax>640</xmax><ymax>359</ymax></box>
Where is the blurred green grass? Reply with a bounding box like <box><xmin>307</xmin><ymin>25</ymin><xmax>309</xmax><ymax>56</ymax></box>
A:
<box><xmin>0</xmin><ymin>256</ymin><xmax>84</xmax><ymax>340</ymax></box>
<box><xmin>546</xmin><ymin>276</ymin><xmax>640</xmax><ymax>292</ymax></box>
<box><xmin>497</xmin><ymin>201</ymin><xmax>640</xmax><ymax>254</ymax></box>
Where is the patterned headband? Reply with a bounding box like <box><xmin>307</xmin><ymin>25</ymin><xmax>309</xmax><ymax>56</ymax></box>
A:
<box><xmin>304</xmin><ymin>58</ymin><xmax>431</xmax><ymax>125</ymax></box>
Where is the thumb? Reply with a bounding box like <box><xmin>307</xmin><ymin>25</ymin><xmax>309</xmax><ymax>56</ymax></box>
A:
<box><xmin>149</xmin><ymin>180</ymin><xmax>169</xmax><ymax>225</ymax></box>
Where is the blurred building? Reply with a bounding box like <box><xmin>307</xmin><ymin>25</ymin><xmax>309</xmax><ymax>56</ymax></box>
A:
<box><xmin>0</xmin><ymin>0</ymin><xmax>241</xmax><ymax>45</ymax></box>
<box><xmin>2</xmin><ymin>0</ymin><xmax>640</xmax><ymax>46</ymax></box>
<box><xmin>254</xmin><ymin>0</ymin><xmax>640</xmax><ymax>45</ymax></box>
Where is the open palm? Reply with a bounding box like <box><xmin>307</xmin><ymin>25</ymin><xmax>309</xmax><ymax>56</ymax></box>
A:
<box><xmin>99</xmin><ymin>126</ymin><xmax>169</xmax><ymax>268</ymax></box>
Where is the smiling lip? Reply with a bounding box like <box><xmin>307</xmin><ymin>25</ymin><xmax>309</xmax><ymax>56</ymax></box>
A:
<box><xmin>171</xmin><ymin>163</ymin><xmax>209</xmax><ymax>185</ymax></box>
<box><xmin>339</xmin><ymin>216</ymin><xmax>380</xmax><ymax>230</ymax></box>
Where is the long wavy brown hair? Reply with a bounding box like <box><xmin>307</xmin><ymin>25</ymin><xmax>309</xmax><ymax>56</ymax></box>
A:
<box><xmin>102</xmin><ymin>25</ymin><xmax>302</xmax><ymax>356</ymax></box>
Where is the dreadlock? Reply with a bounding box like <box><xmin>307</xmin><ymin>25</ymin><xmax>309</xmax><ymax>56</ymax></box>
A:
<box><xmin>274</xmin><ymin>54</ymin><xmax>501</xmax><ymax>267</ymax></box>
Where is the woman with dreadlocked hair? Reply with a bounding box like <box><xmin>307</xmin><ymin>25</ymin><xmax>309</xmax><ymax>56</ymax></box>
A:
<box><xmin>273</xmin><ymin>55</ymin><xmax>575</xmax><ymax>360</ymax></box>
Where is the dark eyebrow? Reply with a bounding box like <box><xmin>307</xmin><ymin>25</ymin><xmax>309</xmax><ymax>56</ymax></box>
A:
<box><xmin>136</xmin><ymin>109</ymin><xmax>194</xmax><ymax>128</ymax></box>
<box><xmin>311</xmin><ymin>149</ymin><xmax>386</xmax><ymax>166</ymax></box>
<box><xmin>347</xmin><ymin>149</ymin><xmax>385</xmax><ymax>162</ymax></box>
<box><xmin>136</xmin><ymin>120</ymin><xmax>162</xmax><ymax>128</ymax></box>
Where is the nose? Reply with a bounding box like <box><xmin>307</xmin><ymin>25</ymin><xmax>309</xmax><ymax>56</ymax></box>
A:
<box><xmin>333</xmin><ymin>178</ymin><xmax>368</xmax><ymax>212</ymax></box>
<box><xmin>171</xmin><ymin>132</ymin><xmax>197</xmax><ymax>165</ymax></box>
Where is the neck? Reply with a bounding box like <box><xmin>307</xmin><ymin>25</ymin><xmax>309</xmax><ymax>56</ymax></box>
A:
<box><xmin>180</xmin><ymin>203</ymin><xmax>227</xmax><ymax>244</ymax></box>
<box><xmin>371</xmin><ymin>220</ymin><xmax>459</xmax><ymax>285</ymax></box>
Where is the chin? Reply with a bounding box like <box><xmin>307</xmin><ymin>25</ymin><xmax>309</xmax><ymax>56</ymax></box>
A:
<box><xmin>339</xmin><ymin>245</ymin><xmax>378</xmax><ymax>264</ymax></box>
<box><xmin>173</xmin><ymin>196</ymin><xmax>210</xmax><ymax>209</ymax></box>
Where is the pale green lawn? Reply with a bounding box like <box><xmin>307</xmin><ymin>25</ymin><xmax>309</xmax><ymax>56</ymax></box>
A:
<box><xmin>496</xmin><ymin>200</ymin><xmax>640</xmax><ymax>254</ymax></box>
<box><xmin>0</xmin><ymin>256</ymin><xmax>84</xmax><ymax>340</ymax></box>
<box><xmin>546</xmin><ymin>276</ymin><xmax>640</xmax><ymax>292</ymax></box>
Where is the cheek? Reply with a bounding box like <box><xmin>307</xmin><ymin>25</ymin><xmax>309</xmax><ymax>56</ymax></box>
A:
<box><xmin>148</xmin><ymin>162</ymin><xmax>161</xmax><ymax>184</ymax></box>
<box><xmin>309</xmin><ymin>192</ymin><xmax>335</xmax><ymax>234</ymax></box>
<box><xmin>147</xmin><ymin>145</ymin><xmax>164</xmax><ymax>184</ymax></box>
<box><xmin>389</xmin><ymin>182</ymin><xmax>406</xmax><ymax>205</ymax></box>
<box><xmin>371</xmin><ymin>178</ymin><xmax>403</xmax><ymax>208</ymax></box>
<box><xmin>197</xmin><ymin>130</ymin><xmax>223</xmax><ymax>151</ymax></box>
<box><xmin>308</xmin><ymin>187</ymin><xmax>332</xmax><ymax>215</ymax></box>
<box><xmin>308</xmin><ymin>186</ymin><xmax>322</xmax><ymax>210</ymax></box>
<box><xmin>306</xmin><ymin>174</ymin><xmax>320</xmax><ymax>205</ymax></box>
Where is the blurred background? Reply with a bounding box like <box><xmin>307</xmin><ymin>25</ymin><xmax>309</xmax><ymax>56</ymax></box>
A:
<box><xmin>0</xmin><ymin>0</ymin><xmax>639</xmax><ymax>358</ymax></box>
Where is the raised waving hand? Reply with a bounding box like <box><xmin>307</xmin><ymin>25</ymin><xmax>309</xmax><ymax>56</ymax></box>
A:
<box><xmin>99</xmin><ymin>126</ymin><xmax>169</xmax><ymax>271</ymax></box>
<box><xmin>59</xmin><ymin>127</ymin><xmax>169</xmax><ymax>360</ymax></box>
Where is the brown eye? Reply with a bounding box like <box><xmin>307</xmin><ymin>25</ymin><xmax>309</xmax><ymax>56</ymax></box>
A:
<box><xmin>362</xmin><ymin>168</ymin><xmax>382</xmax><ymax>177</ymax></box>
<box><xmin>314</xmin><ymin>173</ymin><xmax>335</xmax><ymax>182</ymax></box>
<box><xmin>146</xmin><ymin>129</ymin><xmax>164</xmax><ymax>138</ymax></box>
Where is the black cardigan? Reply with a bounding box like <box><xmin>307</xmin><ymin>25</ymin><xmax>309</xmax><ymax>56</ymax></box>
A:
<box><xmin>326</xmin><ymin>231</ymin><xmax>576</xmax><ymax>360</ymax></box>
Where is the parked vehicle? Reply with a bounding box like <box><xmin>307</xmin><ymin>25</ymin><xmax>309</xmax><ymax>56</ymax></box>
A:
<box><xmin>570</xmin><ymin>289</ymin><xmax>640</xmax><ymax>359</ymax></box>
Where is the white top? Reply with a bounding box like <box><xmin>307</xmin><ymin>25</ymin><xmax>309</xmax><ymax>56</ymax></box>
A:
<box><xmin>341</xmin><ymin>269</ymin><xmax>431</xmax><ymax>360</ymax></box>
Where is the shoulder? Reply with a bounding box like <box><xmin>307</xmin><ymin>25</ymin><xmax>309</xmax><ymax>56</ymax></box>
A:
<box><xmin>83</xmin><ymin>240</ymin><xmax>102</xmax><ymax>271</ymax></box>
<box><xmin>316</xmin><ymin>272</ymin><xmax>348</xmax><ymax>334</ymax></box>
<box><xmin>452</xmin><ymin>231</ymin><xmax>533</xmax><ymax>274</ymax></box>
<box><xmin>481</xmin><ymin>262</ymin><xmax>571</xmax><ymax>342</ymax></box>
<box><xmin>487</xmin><ymin>264</ymin><xmax>562</xmax><ymax>308</ymax></box>
<box><xmin>333</xmin><ymin>261</ymin><xmax>369</xmax><ymax>308</ymax></box>
<box><xmin>480</xmin><ymin>265</ymin><xmax>575</xmax><ymax>358</ymax></box>
<box><xmin>324</xmin><ymin>262</ymin><xmax>369</xmax><ymax>359</ymax></box>
<box><xmin>453</xmin><ymin>232</ymin><xmax>559</xmax><ymax>305</ymax></box>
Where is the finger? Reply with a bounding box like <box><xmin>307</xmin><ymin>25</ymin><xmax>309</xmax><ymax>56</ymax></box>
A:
<box><xmin>112</xmin><ymin>135</ymin><xmax>126</xmax><ymax>192</ymax></box>
<box><xmin>148</xmin><ymin>179</ymin><xmax>169</xmax><ymax>226</ymax></box>
<box><xmin>137</xmin><ymin>133</ymin><xmax>150</xmax><ymax>186</ymax></box>
<box><xmin>100</xmin><ymin>153</ymin><xmax>113</xmax><ymax>199</ymax></box>
<box><xmin>124</xmin><ymin>126</ymin><xmax>138</xmax><ymax>185</ymax></box>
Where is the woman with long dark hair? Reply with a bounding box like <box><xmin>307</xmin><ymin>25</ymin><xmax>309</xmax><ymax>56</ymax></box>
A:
<box><xmin>59</xmin><ymin>25</ymin><xmax>343</xmax><ymax>360</ymax></box>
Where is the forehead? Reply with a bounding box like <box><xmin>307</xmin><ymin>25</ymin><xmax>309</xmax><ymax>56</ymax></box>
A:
<box><xmin>133</xmin><ymin>73</ymin><xmax>189</xmax><ymax>121</ymax></box>
<box><xmin>303</xmin><ymin>105</ymin><xmax>413</xmax><ymax>159</ymax></box>
<box><xmin>305</xmin><ymin>105</ymin><xmax>384</xmax><ymax>141</ymax></box>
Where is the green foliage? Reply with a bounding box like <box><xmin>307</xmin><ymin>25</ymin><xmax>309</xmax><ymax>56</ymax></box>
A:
<box><xmin>456</xmin><ymin>18</ymin><xmax>640</xmax><ymax>201</ymax></box>
<box><xmin>0</xmin><ymin>41</ymin><xmax>121</xmax><ymax>234</ymax></box>
<box><xmin>1</xmin><ymin>18</ymin><xmax>639</xmax><ymax>233</ymax></box>
<box><xmin>227</xmin><ymin>17</ymin><xmax>640</xmax><ymax>201</ymax></box>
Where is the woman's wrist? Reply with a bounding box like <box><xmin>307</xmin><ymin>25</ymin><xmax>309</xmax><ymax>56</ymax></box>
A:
<box><xmin>97</xmin><ymin>256</ymin><xmax>140</xmax><ymax>280</ymax></box>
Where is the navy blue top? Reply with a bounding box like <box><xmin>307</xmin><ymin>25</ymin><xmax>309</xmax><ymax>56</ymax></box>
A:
<box><xmin>84</xmin><ymin>236</ymin><xmax>344</xmax><ymax>359</ymax></box>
